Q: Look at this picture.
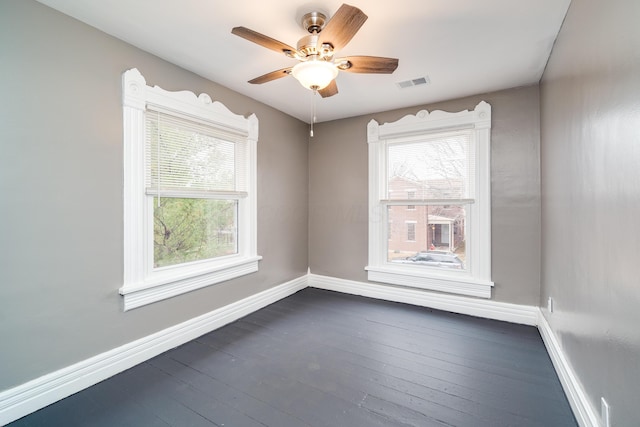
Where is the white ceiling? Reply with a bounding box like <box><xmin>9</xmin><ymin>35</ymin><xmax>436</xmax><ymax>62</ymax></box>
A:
<box><xmin>36</xmin><ymin>0</ymin><xmax>571</xmax><ymax>123</ymax></box>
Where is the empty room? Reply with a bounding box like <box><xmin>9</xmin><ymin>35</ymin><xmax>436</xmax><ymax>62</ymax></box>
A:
<box><xmin>1</xmin><ymin>0</ymin><xmax>638</xmax><ymax>426</ymax></box>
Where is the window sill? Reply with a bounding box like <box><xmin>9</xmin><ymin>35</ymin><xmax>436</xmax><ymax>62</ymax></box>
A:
<box><xmin>365</xmin><ymin>265</ymin><xmax>493</xmax><ymax>298</ymax></box>
<box><xmin>120</xmin><ymin>256</ymin><xmax>262</xmax><ymax>310</ymax></box>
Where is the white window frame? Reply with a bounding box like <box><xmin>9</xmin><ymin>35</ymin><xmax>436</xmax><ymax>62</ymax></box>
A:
<box><xmin>366</xmin><ymin>101</ymin><xmax>493</xmax><ymax>298</ymax></box>
<box><xmin>119</xmin><ymin>68</ymin><xmax>260</xmax><ymax>310</ymax></box>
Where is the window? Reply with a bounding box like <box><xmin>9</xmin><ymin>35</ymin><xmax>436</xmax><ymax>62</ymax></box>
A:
<box><xmin>120</xmin><ymin>68</ymin><xmax>260</xmax><ymax>310</ymax></box>
<box><xmin>406</xmin><ymin>222</ymin><xmax>416</xmax><ymax>241</ymax></box>
<box><xmin>406</xmin><ymin>190</ymin><xmax>416</xmax><ymax>210</ymax></box>
<box><xmin>146</xmin><ymin>110</ymin><xmax>244</xmax><ymax>268</ymax></box>
<box><xmin>366</xmin><ymin>101</ymin><xmax>493</xmax><ymax>298</ymax></box>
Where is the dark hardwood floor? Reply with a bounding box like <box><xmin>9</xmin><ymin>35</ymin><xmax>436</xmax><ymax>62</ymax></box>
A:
<box><xmin>9</xmin><ymin>288</ymin><xmax>577</xmax><ymax>426</ymax></box>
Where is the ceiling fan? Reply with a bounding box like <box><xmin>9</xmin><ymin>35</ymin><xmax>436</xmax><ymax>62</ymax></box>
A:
<box><xmin>231</xmin><ymin>3</ymin><xmax>399</xmax><ymax>98</ymax></box>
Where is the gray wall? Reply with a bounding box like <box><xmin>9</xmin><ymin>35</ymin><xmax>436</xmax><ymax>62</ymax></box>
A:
<box><xmin>539</xmin><ymin>0</ymin><xmax>640</xmax><ymax>424</ymax></box>
<box><xmin>6</xmin><ymin>1</ymin><xmax>639</xmax><ymax>424</ymax></box>
<box><xmin>0</xmin><ymin>0</ymin><xmax>308</xmax><ymax>390</ymax></box>
<box><xmin>309</xmin><ymin>86</ymin><xmax>541</xmax><ymax>305</ymax></box>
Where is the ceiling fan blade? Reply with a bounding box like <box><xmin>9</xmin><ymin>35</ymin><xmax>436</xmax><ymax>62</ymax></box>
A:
<box><xmin>248</xmin><ymin>67</ymin><xmax>292</xmax><ymax>84</ymax></box>
<box><xmin>319</xmin><ymin>80</ymin><xmax>338</xmax><ymax>98</ymax></box>
<box><xmin>338</xmin><ymin>56</ymin><xmax>399</xmax><ymax>74</ymax></box>
<box><xmin>318</xmin><ymin>4</ymin><xmax>368</xmax><ymax>51</ymax></box>
<box><xmin>232</xmin><ymin>26</ymin><xmax>297</xmax><ymax>56</ymax></box>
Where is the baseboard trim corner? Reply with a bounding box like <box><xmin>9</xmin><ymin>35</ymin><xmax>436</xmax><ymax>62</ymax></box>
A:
<box><xmin>0</xmin><ymin>275</ymin><xmax>308</xmax><ymax>426</ymax></box>
<box><xmin>308</xmin><ymin>273</ymin><xmax>538</xmax><ymax>326</ymax></box>
<box><xmin>537</xmin><ymin>310</ymin><xmax>600</xmax><ymax>427</ymax></box>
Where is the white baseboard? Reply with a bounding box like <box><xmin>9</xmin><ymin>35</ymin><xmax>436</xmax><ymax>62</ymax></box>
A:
<box><xmin>1</xmin><ymin>273</ymin><xmax>590</xmax><ymax>427</ymax></box>
<box><xmin>309</xmin><ymin>273</ymin><xmax>539</xmax><ymax>325</ymax></box>
<box><xmin>0</xmin><ymin>275</ymin><xmax>307</xmax><ymax>426</ymax></box>
<box><xmin>537</xmin><ymin>310</ymin><xmax>600</xmax><ymax>427</ymax></box>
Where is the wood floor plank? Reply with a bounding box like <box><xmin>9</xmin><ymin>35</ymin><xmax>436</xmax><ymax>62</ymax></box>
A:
<box><xmin>205</xmin><ymin>317</ymin><xmax>562</xmax><ymax>426</ymax></box>
<box><xmin>166</xmin><ymin>340</ymin><xmax>409</xmax><ymax>427</ymax></box>
<box><xmin>8</xmin><ymin>288</ymin><xmax>577</xmax><ymax>427</ymax></box>
<box><xmin>272</xmin><ymin>296</ymin><xmax>555</xmax><ymax>382</ymax></box>
<box><xmin>199</xmin><ymin>327</ymin><xmax>487</xmax><ymax>426</ymax></box>
<box><xmin>194</xmin><ymin>325</ymin><xmax>565</xmax><ymax>425</ymax></box>
<box><xmin>239</xmin><ymin>307</ymin><xmax>564</xmax><ymax>399</ymax></box>
<box><xmin>148</xmin><ymin>354</ymin><xmax>314</xmax><ymax>427</ymax></box>
<box><xmin>256</xmin><ymin>293</ymin><xmax>553</xmax><ymax>374</ymax></box>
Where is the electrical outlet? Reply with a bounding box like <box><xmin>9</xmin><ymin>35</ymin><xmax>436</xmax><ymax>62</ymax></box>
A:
<box><xmin>601</xmin><ymin>397</ymin><xmax>611</xmax><ymax>427</ymax></box>
<box><xmin>547</xmin><ymin>297</ymin><xmax>554</xmax><ymax>313</ymax></box>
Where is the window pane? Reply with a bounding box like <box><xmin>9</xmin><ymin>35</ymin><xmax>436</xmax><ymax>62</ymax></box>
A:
<box><xmin>407</xmin><ymin>190</ymin><xmax>416</xmax><ymax>210</ymax></box>
<box><xmin>407</xmin><ymin>223</ymin><xmax>416</xmax><ymax>241</ymax></box>
<box><xmin>153</xmin><ymin>198</ymin><xmax>237</xmax><ymax>268</ymax></box>
<box><xmin>146</xmin><ymin>111</ymin><xmax>246</xmax><ymax>193</ymax></box>
<box><xmin>387</xmin><ymin>205</ymin><xmax>466</xmax><ymax>270</ymax></box>
<box><xmin>387</xmin><ymin>131</ymin><xmax>473</xmax><ymax>200</ymax></box>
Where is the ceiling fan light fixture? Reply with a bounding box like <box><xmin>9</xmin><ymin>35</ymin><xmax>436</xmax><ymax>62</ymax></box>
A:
<box><xmin>291</xmin><ymin>60</ymin><xmax>338</xmax><ymax>91</ymax></box>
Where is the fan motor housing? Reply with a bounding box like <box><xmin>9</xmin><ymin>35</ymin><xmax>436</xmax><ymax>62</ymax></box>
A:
<box><xmin>297</xmin><ymin>34</ymin><xmax>334</xmax><ymax>59</ymax></box>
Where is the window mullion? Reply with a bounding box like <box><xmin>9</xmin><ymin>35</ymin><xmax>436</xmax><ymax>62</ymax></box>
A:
<box><xmin>381</xmin><ymin>199</ymin><xmax>475</xmax><ymax>206</ymax></box>
<box><xmin>145</xmin><ymin>189</ymin><xmax>247</xmax><ymax>199</ymax></box>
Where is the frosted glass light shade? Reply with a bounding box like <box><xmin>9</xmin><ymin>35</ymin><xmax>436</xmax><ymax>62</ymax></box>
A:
<box><xmin>291</xmin><ymin>60</ymin><xmax>338</xmax><ymax>90</ymax></box>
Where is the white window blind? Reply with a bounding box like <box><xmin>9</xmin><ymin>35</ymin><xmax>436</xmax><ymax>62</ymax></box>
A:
<box><xmin>145</xmin><ymin>109</ymin><xmax>248</xmax><ymax>198</ymax></box>
<box><xmin>386</xmin><ymin>130</ymin><xmax>474</xmax><ymax>203</ymax></box>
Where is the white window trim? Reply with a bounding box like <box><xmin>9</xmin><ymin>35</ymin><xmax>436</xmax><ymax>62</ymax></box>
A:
<box><xmin>366</xmin><ymin>101</ymin><xmax>493</xmax><ymax>298</ymax></box>
<box><xmin>119</xmin><ymin>68</ymin><xmax>261</xmax><ymax>310</ymax></box>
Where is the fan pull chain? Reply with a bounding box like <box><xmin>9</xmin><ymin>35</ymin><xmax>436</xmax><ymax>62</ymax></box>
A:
<box><xmin>310</xmin><ymin>87</ymin><xmax>318</xmax><ymax>137</ymax></box>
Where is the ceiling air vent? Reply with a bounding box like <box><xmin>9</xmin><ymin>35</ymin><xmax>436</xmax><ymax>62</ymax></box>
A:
<box><xmin>396</xmin><ymin>76</ymin><xmax>430</xmax><ymax>89</ymax></box>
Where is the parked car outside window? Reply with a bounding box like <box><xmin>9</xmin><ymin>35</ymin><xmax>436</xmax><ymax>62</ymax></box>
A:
<box><xmin>392</xmin><ymin>251</ymin><xmax>464</xmax><ymax>269</ymax></box>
